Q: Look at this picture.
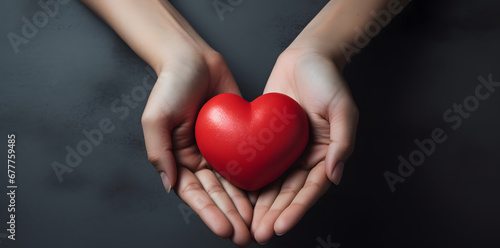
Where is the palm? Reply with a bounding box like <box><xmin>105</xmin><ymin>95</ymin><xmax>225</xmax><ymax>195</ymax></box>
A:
<box><xmin>157</xmin><ymin>67</ymin><xmax>210</xmax><ymax>173</ymax></box>
<box><xmin>251</xmin><ymin>51</ymin><xmax>358</xmax><ymax>243</ymax></box>
<box><xmin>266</xmin><ymin>53</ymin><xmax>347</xmax><ymax>169</ymax></box>
<box><xmin>142</xmin><ymin>52</ymin><xmax>252</xmax><ymax>246</ymax></box>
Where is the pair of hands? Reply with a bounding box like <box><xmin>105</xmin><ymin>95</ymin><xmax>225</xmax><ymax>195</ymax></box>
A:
<box><xmin>78</xmin><ymin>0</ymin><xmax>405</xmax><ymax>245</ymax></box>
<box><xmin>141</xmin><ymin>40</ymin><xmax>358</xmax><ymax>246</ymax></box>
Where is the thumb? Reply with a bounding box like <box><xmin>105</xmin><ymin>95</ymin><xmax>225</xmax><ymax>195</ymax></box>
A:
<box><xmin>141</xmin><ymin>109</ymin><xmax>177</xmax><ymax>193</ymax></box>
<box><xmin>325</xmin><ymin>95</ymin><xmax>359</xmax><ymax>185</ymax></box>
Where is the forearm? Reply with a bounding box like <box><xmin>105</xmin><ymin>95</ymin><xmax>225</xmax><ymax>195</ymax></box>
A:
<box><xmin>80</xmin><ymin>0</ymin><xmax>210</xmax><ymax>73</ymax></box>
<box><xmin>291</xmin><ymin>0</ymin><xmax>411</xmax><ymax>69</ymax></box>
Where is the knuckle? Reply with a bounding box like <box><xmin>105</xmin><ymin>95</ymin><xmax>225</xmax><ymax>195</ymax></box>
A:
<box><xmin>254</xmin><ymin>205</ymin><xmax>270</xmax><ymax>212</ymax></box>
<box><xmin>339</xmin><ymin>140</ymin><xmax>355</xmax><ymax>156</ymax></box>
<box><xmin>279</xmin><ymin>185</ymin><xmax>300</xmax><ymax>196</ymax></box>
<box><xmin>180</xmin><ymin>182</ymin><xmax>204</xmax><ymax>198</ymax></box>
<box><xmin>193</xmin><ymin>197</ymin><xmax>215</xmax><ymax>214</ymax></box>
<box><xmin>224</xmin><ymin>208</ymin><xmax>239</xmax><ymax>217</ymax></box>
<box><xmin>206</xmin><ymin>184</ymin><xmax>226</xmax><ymax>197</ymax></box>
<box><xmin>141</xmin><ymin>111</ymin><xmax>158</xmax><ymax>126</ymax></box>
<box><xmin>146</xmin><ymin>153</ymin><xmax>162</xmax><ymax>170</ymax></box>
<box><xmin>303</xmin><ymin>180</ymin><xmax>322</xmax><ymax>192</ymax></box>
<box><xmin>141</xmin><ymin>107</ymin><xmax>171</xmax><ymax>127</ymax></box>
<box><xmin>231</xmin><ymin>192</ymin><xmax>249</xmax><ymax>202</ymax></box>
<box><xmin>204</xmin><ymin>51</ymin><xmax>225</xmax><ymax>66</ymax></box>
<box><xmin>202</xmin><ymin>51</ymin><xmax>227</xmax><ymax>71</ymax></box>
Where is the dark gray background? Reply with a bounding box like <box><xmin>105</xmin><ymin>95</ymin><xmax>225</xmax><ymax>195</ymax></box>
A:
<box><xmin>1</xmin><ymin>0</ymin><xmax>499</xmax><ymax>247</ymax></box>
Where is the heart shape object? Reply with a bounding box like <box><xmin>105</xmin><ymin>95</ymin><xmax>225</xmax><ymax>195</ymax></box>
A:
<box><xmin>195</xmin><ymin>93</ymin><xmax>309</xmax><ymax>191</ymax></box>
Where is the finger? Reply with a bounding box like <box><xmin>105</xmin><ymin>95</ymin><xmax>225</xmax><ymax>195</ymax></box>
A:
<box><xmin>253</xmin><ymin>169</ymin><xmax>308</xmax><ymax>243</ymax></box>
<box><xmin>250</xmin><ymin>178</ymin><xmax>282</xmax><ymax>239</ymax></box>
<box><xmin>175</xmin><ymin>167</ymin><xmax>233</xmax><ymax>239</ymax></box>
<box><xmin>141</xmin><ymin>108</ymin><xmax>177</xmax><ymax>192</ymax></box>
<box><xmin>274</xmin><ymin>161</ymin><xmax>330</xmax><ymax>235</ymax></box>
<box><xmin>170</xmin><ymin>121</ymin><xmax>208</xmax><ymax>171</ymax></box>
<box><xmin>325</xmin><ymin>94</ymin><xmax>359</xmax><ymax>184</ymax></box>
<box><xmin>247</xmin><ymin>191</ymin><xmax>259</xmax><ymax>206</ymax></box>
<box><xmin>217</xmin><ymin>173</ymin><xmax>253</xmax><ymax>228</ymax></box>
<box><xmin>297</xmin><ymin>143</ymin><xmax>328</xmax><ymax>170</ymax></box>
<box><xmin>197</xmin><ymin>170</ymin><xmax>251</xmax><ymax>247</ymax></box>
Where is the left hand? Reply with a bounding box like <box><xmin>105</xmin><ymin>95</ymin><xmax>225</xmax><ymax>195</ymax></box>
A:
<box><xmin>250</xmin><ymin>46</ymin><xmax>359</xmax><ymax>243</ymax></box>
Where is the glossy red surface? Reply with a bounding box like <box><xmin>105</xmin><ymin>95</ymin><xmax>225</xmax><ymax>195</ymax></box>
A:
<box><xmin>195</xmin><ymin>93</ymin><xmax>309</xmax><ymax>191</ymax></box>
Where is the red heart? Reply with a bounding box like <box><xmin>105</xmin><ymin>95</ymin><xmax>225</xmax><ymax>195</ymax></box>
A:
<box><xmin>195</xmin><ymin>93</ymin><xmax>309</xmax><ymax>191</ymax></box>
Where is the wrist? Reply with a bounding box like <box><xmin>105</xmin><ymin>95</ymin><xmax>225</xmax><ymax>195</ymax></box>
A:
<box><xmin>146</xmin><ymin>0</ymin><xmax>214</xmax><ymax>74</ymax></box>
<box><xmin>286</xmin><ymin>34</ymin><xmax>347</xmax><ymax>72</ymax></box>
<box><xmin>286</xmin><ymin>0</ymin><xmax>409</xmax><ymax>71</ymax></box>
<box><xmin>82</xmin><ymin>0</ymin><xmax>213</xmax><ymax>75</ymax></box>
<box><xmin>153</xmin><ymin>35</ymin><xmax>214</xmax><ymax>76</ymax></box>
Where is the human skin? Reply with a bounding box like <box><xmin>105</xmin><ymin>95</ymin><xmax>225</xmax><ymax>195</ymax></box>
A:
<box><xmin>251</xmin><ymin>0</ymin><xmax>411</xmax><ymax>243</ymax></box>
<box><xmin>80</xmin><ymin>0</ymin><xmax>410</xmax><ymax>246</ymax></box>
<box><xmin>81</xmin><ymin>0</ymin><xmax>252</xmax><ymax>246</ymax></box>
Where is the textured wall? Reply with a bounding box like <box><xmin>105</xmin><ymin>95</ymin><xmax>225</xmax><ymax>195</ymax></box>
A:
<box><xmin>1</xmin><ymin>0</ymin><xmax>499</xmax><ymax>247</ymax></box>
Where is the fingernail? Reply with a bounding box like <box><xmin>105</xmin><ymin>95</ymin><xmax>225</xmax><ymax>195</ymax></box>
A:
<box><xmin>276</xmin><ymin>232</ymin><xmax>286</xmax><ymax>236</ymax></box>
<box><xmin>160</xmin><ymin>172</ymin><xmax>172</xmax><ymax>193</ymax></box>
<box><xmin>257</xmin><ymin>241</ymin><xmax>268</xmax><ymax>245</ymax></box>
<box><xmin>332</xmin><ymin>161</ymin><xmax>344</xmax><ymax>185</ymax></box>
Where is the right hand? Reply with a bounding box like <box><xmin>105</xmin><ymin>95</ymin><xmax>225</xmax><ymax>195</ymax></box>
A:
<box><xmin>141</xmin><ymin>48</ymin><xmax>252</xmax><ymax>246</ymax></box>
<box><xmin>81</xmin><ymin>0</ymin><xmax>253</xmax><ymax>245</ymax></box>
